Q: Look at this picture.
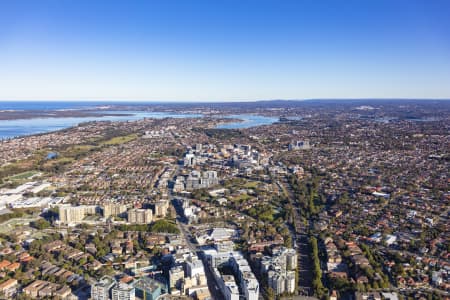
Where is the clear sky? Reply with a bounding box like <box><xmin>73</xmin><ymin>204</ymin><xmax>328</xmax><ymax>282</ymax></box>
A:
<box><xmin>1</xmin><ymin>0</ymin><xmax>450</xmax><ymax>101</ymax></box>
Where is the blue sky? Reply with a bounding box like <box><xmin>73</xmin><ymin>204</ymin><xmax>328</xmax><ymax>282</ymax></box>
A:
<box><xmin>1</xmin><ymin>0</ymin><xmax>450</xmax><ymax>101</ymax></box>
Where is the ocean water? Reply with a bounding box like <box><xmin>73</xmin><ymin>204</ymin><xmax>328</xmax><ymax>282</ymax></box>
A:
<box><xmin>215</xmin><ymin>114</ymin><xmax>279</xmax><ymax>129</ymax></box>
<box><xmin>0</xmin><ymin>112</ymin><xmax>203</xmax><ymax>139</ymax></box>
<box><xmin>0</xmin><ymin>102</ymin><xmax>277</xmax><ymax>139</ymax></box>
<box><xmin>0</xmin><ymin>101</ymin><xmax>163</xmax><ymax>111</ymax></box>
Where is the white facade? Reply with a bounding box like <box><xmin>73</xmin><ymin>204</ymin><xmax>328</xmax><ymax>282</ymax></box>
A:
<box><xmin>91</xmin><ymin>276</ymin><xmax>115</xmax><ymax>300</ymax></box>
<box><xmin>112</xmin><ymin>282</ymin><xmax>135</xmax><ymax>300</ymax></box>
<box><xmin>207</xmin><ymin>250</ymin><xmax>259</xmax><ymax>300</ymax></box>
<box><xmin>58</xmin><ymin>204</ymin><xmax>97</xmax><ymax>224</ymax></box>
<box><xmin>186</xmin><ymin>255</ymin><xmax>205</xmax><ymax>278</ymax></box>
<box><xmin>261</xmin><ymin>247</ymin><xmax>298</xmax><ymax>295</ymax></box>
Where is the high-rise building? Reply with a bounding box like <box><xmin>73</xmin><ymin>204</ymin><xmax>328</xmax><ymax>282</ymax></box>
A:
<box><xmin>58</xmin><ymin>205</ymin><xmax>97</xmax><ymax>224</ymax></box>
<box><xmin>185</xmin><ymin>170</ymin><xmax>219</xmax><ymax>190</ymax></box>
<box><xmin>186</xmin><ymin>254</ymin><xmax>205</xmax><ymax>278</ymax></box>
<box><xmin>260</xmin><ymin>247</ymin><xmax>298</xmax><ymax>295</ymax></box>
<box><xmin>112</xmin><ymin>282</ymin><xmax>135</xmax><ymax>300</ymax></box>
<box><xmin>267</xmin><ymin>270</ymin><xmax>296</xmax><ymax>294</ymax></box>
<box><xmin>268</xmin><ymin>271</ymin><xmax>285</xmax><ymax>295</ymax></box>
<box><xmin>128</xmin><ymin>209</ymin><xmax>153</xmax><ymax>224</ymax></box>
<box><xmin>91</xmin><ymin>276</ymin><xmax>115</xmax><ymax>300</ymax></box>
<box><xmin>221</xmin><ymin>275</ymin><xmax>239</xmax><ymax>300</ymax></box>
<box><xmin>173</xmin><ymin>176</ymin><xmax>185</xmax><ymax>193</ymax></box>
<box><xmin>133</xmin><ymin>277</ymin><xmax>165</xmax><ymax>300</ymax></box>
<box><xmin>288</xmin><ymin>140</ymin><xmax>311</xmax><ymax>151</ymax></box>
<box><xmin>153</xmin><ymin>200</ymin><xmax>169</xmax><ymax>218</ymax></box>
<box><xmin>184</xmin><ymin>153</ymin><xmax>196</xmax><ymax>167</ymax></box>
<box><xmin>207</xmin><ymin>250</ymin><xmax>259</xmax><ymax>300</ymax></box>
<box><xmin>103</xmin><ymin>204</ymin><xmax>128</xmax><ymax>218</ymax></box>
<box><xmin>169</xmin><ymin>265</ymin><xmax>185</xmax><ymax>291</ymax></box>
<box><xmin>286</xmin><ymin>250</ymin><xmax>298</xmax><ymax>270</ymax></box>
<box><xmin>285</xmin><ymin>271</ymin><xmax>296</xmax><ymax>294</ymax></box>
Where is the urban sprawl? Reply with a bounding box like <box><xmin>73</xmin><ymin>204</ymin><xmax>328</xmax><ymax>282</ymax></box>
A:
<box><xmin>0</xmin><ymin>100</ymin><xmax>448</xmax><ymax>300</ymax></box>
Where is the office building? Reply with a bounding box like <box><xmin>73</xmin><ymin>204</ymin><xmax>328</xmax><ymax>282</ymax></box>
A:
<box><xmin>133</xmin><ymin>277</ymin><xmax>165</xmax><ymax>300</ymax></box>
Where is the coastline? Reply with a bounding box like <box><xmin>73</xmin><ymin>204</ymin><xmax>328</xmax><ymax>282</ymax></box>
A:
<box><xmin>0</xmin><ymin>110</ymin><xmax>133</xmax><ymax>121</ymax></box>
<box><xmin>0</xmin><ymin>109</ymin><xmax>278</xmax><ymax>140</ymax></box>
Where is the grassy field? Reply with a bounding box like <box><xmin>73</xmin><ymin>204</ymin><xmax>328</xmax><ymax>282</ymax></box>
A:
<box><xmin>41</xmin><ymin>157</ymin><xmax>74</xmax><ymax>169</ymax></box>
<box><xmin>0</xmin><ymin>160</ymin><xmax>38</xmax><ymax>184</ymax></box>
<box><xmin>0</xmin><ymin>216</ymin><xmax>37</xmax><ymax>234</ymax></box>
<box><xmin>65</xmin><ymin>144</ymin><xmax>97</xmax><ymax>153</ymax></box>
<box><xmin>244</xmin><ymin>181</ymin><xmax>259</xmax><ymax>189</ymax></box>
<box><xmin>8</xmin><ymin>170</ymin><xmax>41</xmax><ymax>181</ymax></box>
<box><xmin>101</xmin><ymin>134</ymin><xmax>138</xmax><ymax>145</ymax></box>
<box><xmin>0</xmin><ymin>132</ymin><xmax>140</xmax><ymax>184</ymax></box>
<box><xmin>232</xmin><ymin>193</ymin><xmax>252</xmax><ymax>203</ymax></box>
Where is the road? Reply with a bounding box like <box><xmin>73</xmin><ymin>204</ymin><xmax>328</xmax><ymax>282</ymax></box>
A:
<box><xmin>279</xmin><ymin>178</ymin><xmax>314</xmax><ymax>296</ymax></box>
<box><xmin>168</xmin><ymin>163</ymin><xmax>225</xmax><ymax>300</ymax></box>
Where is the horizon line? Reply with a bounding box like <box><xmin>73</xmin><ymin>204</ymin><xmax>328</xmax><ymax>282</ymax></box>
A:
<box><xmin>1</xmin><ymin>98</ymin><xmax>450</xmax><ymax>103</ymax></box>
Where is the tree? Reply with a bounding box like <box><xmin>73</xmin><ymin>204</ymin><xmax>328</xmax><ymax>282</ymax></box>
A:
<box><xmin>284</xmin><ymin>235</ymin><xmax>292</xmax><ymax>248</ymax></box>
<box><xmin>78</xmin><ymin>257</ymin><xmax>87</xmax><ymax>266</ymax></box>
<box><xmin>266</xmin><ymin>287</ymin><xmax>275</xmax><ymax>300</ymax></box>
<box><xmin>30</xmin><ymin>219</ymin><xmax>50</xmax><ymax>230</ymax></box>
<box><xmin>310</xmin><ymin>236</ymin><xmax>326</xmax><ymax>296</ymax></box>
<box><xmin>151</xmin><ymin>219</ymin><xmax>180</xmax><ymax>233</ymax></box>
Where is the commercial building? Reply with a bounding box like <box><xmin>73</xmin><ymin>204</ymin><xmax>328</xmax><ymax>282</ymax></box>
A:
<box><xmin>132</xmin><ymin>277</ymin><xmax>166</xmax><ymax>300</ymax></box>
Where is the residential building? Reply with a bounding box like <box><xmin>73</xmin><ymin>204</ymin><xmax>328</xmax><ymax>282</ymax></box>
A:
<box><xmin>0</xmin><ymin>278</ymin><xmax>18</xmax><ymax>298</ymax></box>
<box><xmin>154</xmin><ymin>200</ymin><xmax>169</xmax><ymax>217</ymax></box>
<box><xmin>112</xmin><ymin>282</ymin><xmax>135</xmax><ymax>300</ymax></box>
<box><xmin>103</xmin><ymin>203</ymin><xmax>128</xmax><ymax>218</ymax></box>
<box><xmin>185</xmin><ymin>171</ymin><xmax>219</xmax><ymax>190</ymax></box>
<box><xmin>58</xmin><ymin>204</ymin><xmax>97</xmax><ymax>224</ymax></box>
<box><xmin>288</xmin><ymin>140</ymin><xmax>311</xmax><ymax>151</ymax></box>
<box><xmin>128</xmin><ymin>209</ymin><xmax>153</xmax><ymax>224</ymax></box>
<box><xmin>169</xmin><ymin>265</ymin><xmax>185</xmax><ymax>291</ymax></box>
<box><xmin>91</xmin><ymin>276</ymin><xmax>115</xmax><ymax>300</ymax></box>
<box><xmin>186</xmin><ymin>254</ymin><xmax>205</xmax><ymax>278</ymax></box>
<box><xmin>184</xmin><ymin>153</ymin><xmax>196</xmax><ymax>167</ymax></box>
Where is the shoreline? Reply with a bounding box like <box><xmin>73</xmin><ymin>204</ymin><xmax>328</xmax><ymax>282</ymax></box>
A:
<box><xmin>0</xmin><ymin>110</ymin><xmax>133</xmax><ymax>121</ymax></box>
<box><xmin>0</xmin><ymin>111</ymin><xmax>277</xmax><ymax>141</ymax></box>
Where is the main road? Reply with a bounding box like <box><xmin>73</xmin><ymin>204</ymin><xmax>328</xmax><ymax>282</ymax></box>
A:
<box><xmin>278</xmin><ymin>178</ymin><xmax>314</xmax><ymax>296</ymax></box>
<box><xmin>168</xmin><ymin>164</ymin><xmax>225</xmax><ymax>300</ymax></box>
